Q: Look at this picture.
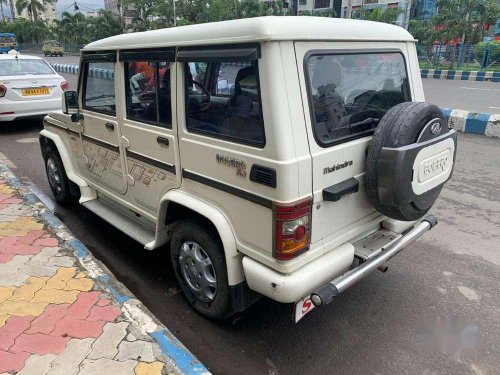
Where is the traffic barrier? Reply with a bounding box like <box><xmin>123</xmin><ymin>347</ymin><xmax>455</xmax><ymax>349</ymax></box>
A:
<box><xmin>421</xmin><ymin>69</ymin><xmax>500</xmax><ymax>82</ymax></box>
<box><xmin>442</xmin><ymin>109</ymin><xmax>500</xmax><ymax>138</ymax></box>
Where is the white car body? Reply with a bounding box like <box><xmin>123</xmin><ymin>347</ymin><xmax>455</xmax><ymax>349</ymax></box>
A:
<box><xmin>0</xmin><ymin>54</ymin><xmax>68</xmax><ymax>122</ymax></box>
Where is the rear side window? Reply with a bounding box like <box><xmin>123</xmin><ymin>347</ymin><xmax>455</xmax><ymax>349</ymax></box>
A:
<box><xmin>83</xmin><ymin>61</ymin><xmax>116</xmax><ymax>115</ymax></box>
<box><xmin>185</xmin><ymin>60</ymin><xmax>265</xmax><ymax>147</ymax></box>
<box><xmin>125</xmin><ymin>61</ymin><xmax>172</xmax><ymax>127</ymax></box>
<box><xmin>306</xmin><ymin>52</ymin><xmax>411</xmax><ymax>146</ymax></box>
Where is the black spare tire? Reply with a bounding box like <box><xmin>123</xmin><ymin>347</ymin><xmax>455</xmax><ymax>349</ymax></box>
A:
<box><xmin>365</xmin><ymin>102</ymin><xmax>452</xmax><ymax>221</ymax></box>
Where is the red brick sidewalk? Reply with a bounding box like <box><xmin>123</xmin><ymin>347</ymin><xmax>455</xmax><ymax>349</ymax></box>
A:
<box><xmin>0</xmin><ymin>162</ymin><xmax>208</xmax><ymax>374</ymax></box>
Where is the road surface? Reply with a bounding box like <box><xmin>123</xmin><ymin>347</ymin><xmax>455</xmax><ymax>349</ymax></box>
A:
<box><xmin>0</xmin><ymin>121</ymin><xmax>499</xmax><ymax>375</ymax></box>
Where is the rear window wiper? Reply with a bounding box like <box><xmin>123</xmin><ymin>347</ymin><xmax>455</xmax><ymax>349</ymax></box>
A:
<box><xmin>348</xmin><ymin>117</ymin><xmax>380</xmax><ymax>129</ymax></box>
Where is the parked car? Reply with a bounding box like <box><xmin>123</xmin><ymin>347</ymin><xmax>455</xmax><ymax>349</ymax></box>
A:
<box><xmin>0</xmin><ymin>54</ymin><xmax>69</xmax><ymax>122</ymax></box>
<box><xmin>43</xmin><ymin>40</ymin><xmax>64</xmax><ymax>57</ymax></box>
<box><xmin>40</xmin><ymin>17</ymin><xmax>457</xmax><ymax>322</ymax></box>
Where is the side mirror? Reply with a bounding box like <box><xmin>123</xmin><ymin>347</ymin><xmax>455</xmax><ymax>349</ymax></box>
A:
<box><xmin>62</xmin><ymin>91</ymin><xmax>79</xmax><ymax>115</ymax></box>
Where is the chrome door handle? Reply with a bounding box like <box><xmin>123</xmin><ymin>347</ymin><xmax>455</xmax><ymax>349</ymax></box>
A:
<box><xmin>157</xmin><ymin>136</ymin><xmax>169</xmax><ymax>147</ymax></box>
<box><xmin>105</xmin><ymin>123</ymin><xmax>115</xmax><ymax>131</ymax></box>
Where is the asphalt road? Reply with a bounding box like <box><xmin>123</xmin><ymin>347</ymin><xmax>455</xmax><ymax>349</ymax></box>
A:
<box><xmin>30</xmin><ymin>53</ymin><xmax>500</xmax><ymax>114</ymax></box>
<box><xmin>0</xmin><ymin>120</ymin><xmax>499</xmax><ymax>374</ymax></box>
<box><xmin>423</xmin><ymin>79</ymin><xmax>500</xmax><ymax>114</ymax></box>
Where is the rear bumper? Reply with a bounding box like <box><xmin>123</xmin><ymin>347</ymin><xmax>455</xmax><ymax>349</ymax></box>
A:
<box><xmin>242</xmin><ymin>215</ymin><xmax>436</xmax><ymax>305</ymax></box>
<box><xmin>0</xmin><ymin>97</ymin><xmax>61</xmax><ymax>122</ymax></box>
<box><xmin>242</xmin><ymin>243</ymin><xmax>355</xmax><ymax>303</ymax></box>
<box><xmin>311</xmin><ymin>215</ymin><xmax>437</xmax><ymax>307</ymax></box>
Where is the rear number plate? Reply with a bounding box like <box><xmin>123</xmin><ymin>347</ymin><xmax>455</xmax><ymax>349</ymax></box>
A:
<box><xmin>22</xmin><ymin>88</ymin><xmax>49</xmax><ymax>96</ymax></box>
<box><xmin>294</xmin><ymin>295</ymin><xmax>315</xmax><ymax>323</ymax></box>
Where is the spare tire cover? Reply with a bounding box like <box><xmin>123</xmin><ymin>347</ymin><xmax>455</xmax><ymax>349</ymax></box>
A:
<box><xmin>365</xmin><ymin>102</ymin><xmax>453</xmax><ymax>221</ymax></box>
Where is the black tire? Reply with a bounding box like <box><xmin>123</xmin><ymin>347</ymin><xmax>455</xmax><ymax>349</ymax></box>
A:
<box><xmin>170</xmin><ymin>219</ymin><xmax>232</xmax><ymax>320</ymax></box>
<box><xmin>44</xmin><ymin>147</ymin><xmax>79</xmax><ymax>205</ymax></box>
<box><xmin>365</xmin><ymin>102</ymin><xmax>447</xmax><ymax>221</ymax></box>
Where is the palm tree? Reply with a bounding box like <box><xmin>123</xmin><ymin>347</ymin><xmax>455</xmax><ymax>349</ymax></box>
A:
<box><xmin>15</xmin><ymin>0</ymin><xmax>52</xmax><ymax>22</ymax></box>
<box><xmin>0</xmin><ymin>0</ymin><xmax>6</xmax><ymax>20</ymax></box>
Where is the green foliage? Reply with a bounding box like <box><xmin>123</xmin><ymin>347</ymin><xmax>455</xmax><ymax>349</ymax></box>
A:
<box><xmin>474</xmin><ymin>40</ymin><xmax>500</xmax><ymax>61</ymax></box>
<box><xmin>354</xmin><ymin>7</ymin><xmax>402</xmax><ymax>24</ymax></box>
<box><xmin>409</xmin><ymin>19</ymin><xmax>436</xmax><ymax>45</ymax></box>
<box><xmin>432</xmin><ymin>0</ymin><xmax>499</xmax><ymax>44</ymax></box>
<box><xmin>15</xmin><ymin>0</ymin><xmax>53</xmax><ymax>22</ymax></box>
<box><xmin>0</xmin><ymin>18</ymin><xmax>49</xmax><ymax>43</ymax></box>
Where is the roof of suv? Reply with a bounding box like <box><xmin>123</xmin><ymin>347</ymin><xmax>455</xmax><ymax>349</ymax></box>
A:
<box><xmin>84</xmin><ymin>16</ymin><xmax>415</xmax><ymax>51</ymax></box>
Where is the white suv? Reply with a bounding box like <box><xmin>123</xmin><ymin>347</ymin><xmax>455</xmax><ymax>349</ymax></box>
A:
<box><xmin>39</xmin><ymin>17</ymin><xmax>457</xmax><ymax>322</ymax></box>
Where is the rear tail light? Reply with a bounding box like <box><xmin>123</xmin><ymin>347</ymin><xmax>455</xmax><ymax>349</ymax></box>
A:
<box><xmin>60</xmin><ymin>81</ymin><xmax>69</xmax><ymax>91</ymax></box>
<box><xmin>273</xmin><ymin>198</ymin><xmax>312</xmax><ymax>260</ymax></box>
<box><xmin>0</xmin><ymin>84</ymin><xmax>6</xmax><ymax>97</ymax></box>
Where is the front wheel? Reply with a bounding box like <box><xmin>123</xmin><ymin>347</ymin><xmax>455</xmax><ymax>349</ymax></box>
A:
<box><xmin>44</xmin><ymin>147</ymin><xmax>79</xmax><ymax>205</ymax></box>
<box><xmin>170</xmin><ymin>219</ymin><xmax>232</xmax><ymax>320</ymax></box>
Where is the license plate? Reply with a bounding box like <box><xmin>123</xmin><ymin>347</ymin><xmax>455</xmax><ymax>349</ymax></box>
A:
<box><xmin>22</xmin><ymin>88</ymin><xmax>49</xmax><ymax>96</ymax></box>
<box><xmin>294</xmin><ymin>295</ymin><xmax>316</xmax><ymax>323</ymax></box>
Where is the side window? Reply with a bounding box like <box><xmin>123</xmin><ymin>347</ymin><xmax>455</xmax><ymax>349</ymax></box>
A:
<box><xmin>83</xmin><ymin>62</ymin><xmax>116</xmax><ymax>115</ymax></box>
<box><xmin>185</xmin><ymin>60</ymin><xmax>265</xmax><ymax>147</ymax></box>
<box><xmin>125</xmin><ymin>61</ymin><xmax>172</xmax><ymax>127</ymax></box>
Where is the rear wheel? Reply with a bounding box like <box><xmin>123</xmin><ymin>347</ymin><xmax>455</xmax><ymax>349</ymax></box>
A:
<box><xmin>170</xmin><ymin>219</ymin><xmax>232</xmax><ymax>320</ymax></box>
<box><xmin>44</xmin><ymin>147</ymin><xmax>79</xmax><ymax>205</ymax></box>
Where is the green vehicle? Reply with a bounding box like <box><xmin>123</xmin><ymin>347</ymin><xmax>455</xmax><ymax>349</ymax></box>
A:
<box><xmin>43</xmin><ymin>40</ymin><xmax>64</xmax><ymax>57</ymax></box>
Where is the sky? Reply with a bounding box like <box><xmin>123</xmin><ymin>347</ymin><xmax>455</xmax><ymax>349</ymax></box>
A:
<box><xmin>1</xmin><ymin>0</ymin><xmax>105</xmax><ymax>19</ymax></box>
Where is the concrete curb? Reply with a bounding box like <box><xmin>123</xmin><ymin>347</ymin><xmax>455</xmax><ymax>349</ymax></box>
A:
<box><xmin>0</xmin><ymin>161</ymin><xmax>211</xmax><ymax>375</ymax></box>
<box><xmin>421</xmin><ymin>69</ymin><xmax>500</xmax><ymax>82</ymax></box>
<box><xmin>442</xmin><ymin>109</ymin><xmax>500</xmax><ymax>138</ymax></box>
<box><xmin>51</xmin><ymin>63</ymin><xmax>114</xmax><ymax>80</ymax></box>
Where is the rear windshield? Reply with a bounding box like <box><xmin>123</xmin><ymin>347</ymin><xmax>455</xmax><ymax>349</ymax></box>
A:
<box><xmin>306</xmin><ymin>52</ymin><xmax>411</xmax><ymax>146</ymax></box>
<box><xmin>0</xmin><ymin>59</ymin><xmax>54</xmax><ymax>76</ymax></box>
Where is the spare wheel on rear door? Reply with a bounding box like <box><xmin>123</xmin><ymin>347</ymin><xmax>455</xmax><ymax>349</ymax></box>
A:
<box><xmin>365</xmin><ymin>102</ymin><xmax>457</xmax><ymax>221</ymax></box>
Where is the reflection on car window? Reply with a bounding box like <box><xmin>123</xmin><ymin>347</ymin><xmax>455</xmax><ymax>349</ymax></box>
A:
<box><xmin>185</xmin><ymin>60</ymin><xmax>265</xmax><ymax>147</ymax></box>
<box><xmin>0</xmin><ymin>60</ymin><xmax>54</xmax><ymax>76</ymax></box>
<box><xmin>307</xmin><ymin>52</ymin><xmax>410</xmax><ymax>146</ymax></box>
<box><xmin>125</xmin><ymin>61</ymin><xmax>172</xmax><ymax>127</ymax></box>
<box><xmin>83</xmin><ymin>62</ymin><xmax>116</xmax><ymax>114</ymax></box>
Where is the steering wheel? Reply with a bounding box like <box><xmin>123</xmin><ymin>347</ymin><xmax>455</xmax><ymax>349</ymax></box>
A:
<box><xmin>191</xmin><ymin>80</ymin><xmax>211</xmax><ymax>112</ymax></box>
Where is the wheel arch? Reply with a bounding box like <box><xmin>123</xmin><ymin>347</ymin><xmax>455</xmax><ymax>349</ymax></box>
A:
<box><xmin>158</xmin><ymin>190</ymin><xmax>244</xmax><ymax>286</ymax></box>
<box><xmin>39</xmin><ymin>128</ymin><xmax>87</xmax><ymax>188</ymax></box>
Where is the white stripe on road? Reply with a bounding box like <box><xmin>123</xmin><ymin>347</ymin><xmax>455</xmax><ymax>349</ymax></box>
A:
<box><xmin>489</xmin><ymin>106</ymin><xmax>500</xmax><ymax>110</ymax></box>
<box><xmin>461</xmin><ymin>87</ymin><xmax>500</xmax><ymax>92</ymax></box>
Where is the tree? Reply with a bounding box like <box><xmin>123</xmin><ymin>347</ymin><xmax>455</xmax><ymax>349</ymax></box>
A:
<box><xmin>0</xmin><ymin>0</ymin><xmax>6</xmax><ymax>20</ymax></box>
<box><xmin>409</xmin><ymin>19</ymin><xmax>436</xmax><ymax>45</ymax></box>
<box><xmin>15</xmin><ymin>0</ymin><xmax>53</xmax><ymax>22</ymax></box>
<box><xmin>0</xmin><ymin>17</ymin><xmax>50</xmax><ymax>43</ymax></box>
<box><xmin>433</xmin><ymin>0</ymin><xmax>499</xmax><ymax>44</ymax></box>
<box><xmin>354</xmin><ymin>7</ymin><xmax>402</xmax><ymax>24</ymax></box>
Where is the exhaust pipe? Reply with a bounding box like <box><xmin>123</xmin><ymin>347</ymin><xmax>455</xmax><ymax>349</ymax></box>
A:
<box><xmin>311</xmin><ymin>215</ymin><xmax>437</xmax><ymax>307</ymax></box>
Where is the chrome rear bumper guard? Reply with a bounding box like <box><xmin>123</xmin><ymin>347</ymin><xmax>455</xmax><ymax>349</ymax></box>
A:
<box><xmin>310</xmin><ymin>215</ymin><xmax>438</xmax><ymax>307</ymax></box>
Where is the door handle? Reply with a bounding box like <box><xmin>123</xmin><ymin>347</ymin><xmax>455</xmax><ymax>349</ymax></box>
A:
<box><xmin>156</xmin><ymin>136</ymin><xmax>169</xmax><ymax>147</ymax></box>
<box><xmin>105</xmin><ymin>123</ymin><xmax>115</xmax><ymax>131</ymax></box>
<box><xmin>323</xmin><ymin>177</ymin><xmax>359</xmax><ymax>202</ymax></box>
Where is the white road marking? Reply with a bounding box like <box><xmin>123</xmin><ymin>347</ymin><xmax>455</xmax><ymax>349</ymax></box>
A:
<box><xmin>16</xmin><ymin>137</ymin><xmax>39</xmax><ymax>144</ymax></box>
<box><xmin>461</xmin><ymin>87</ymin><xmax>500</xmax><ymax>92</ymax></box>
<box><xmin>488</xmin><ymin>106</ymin><xmax>500</xmax><ymax>110</ymax></box>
